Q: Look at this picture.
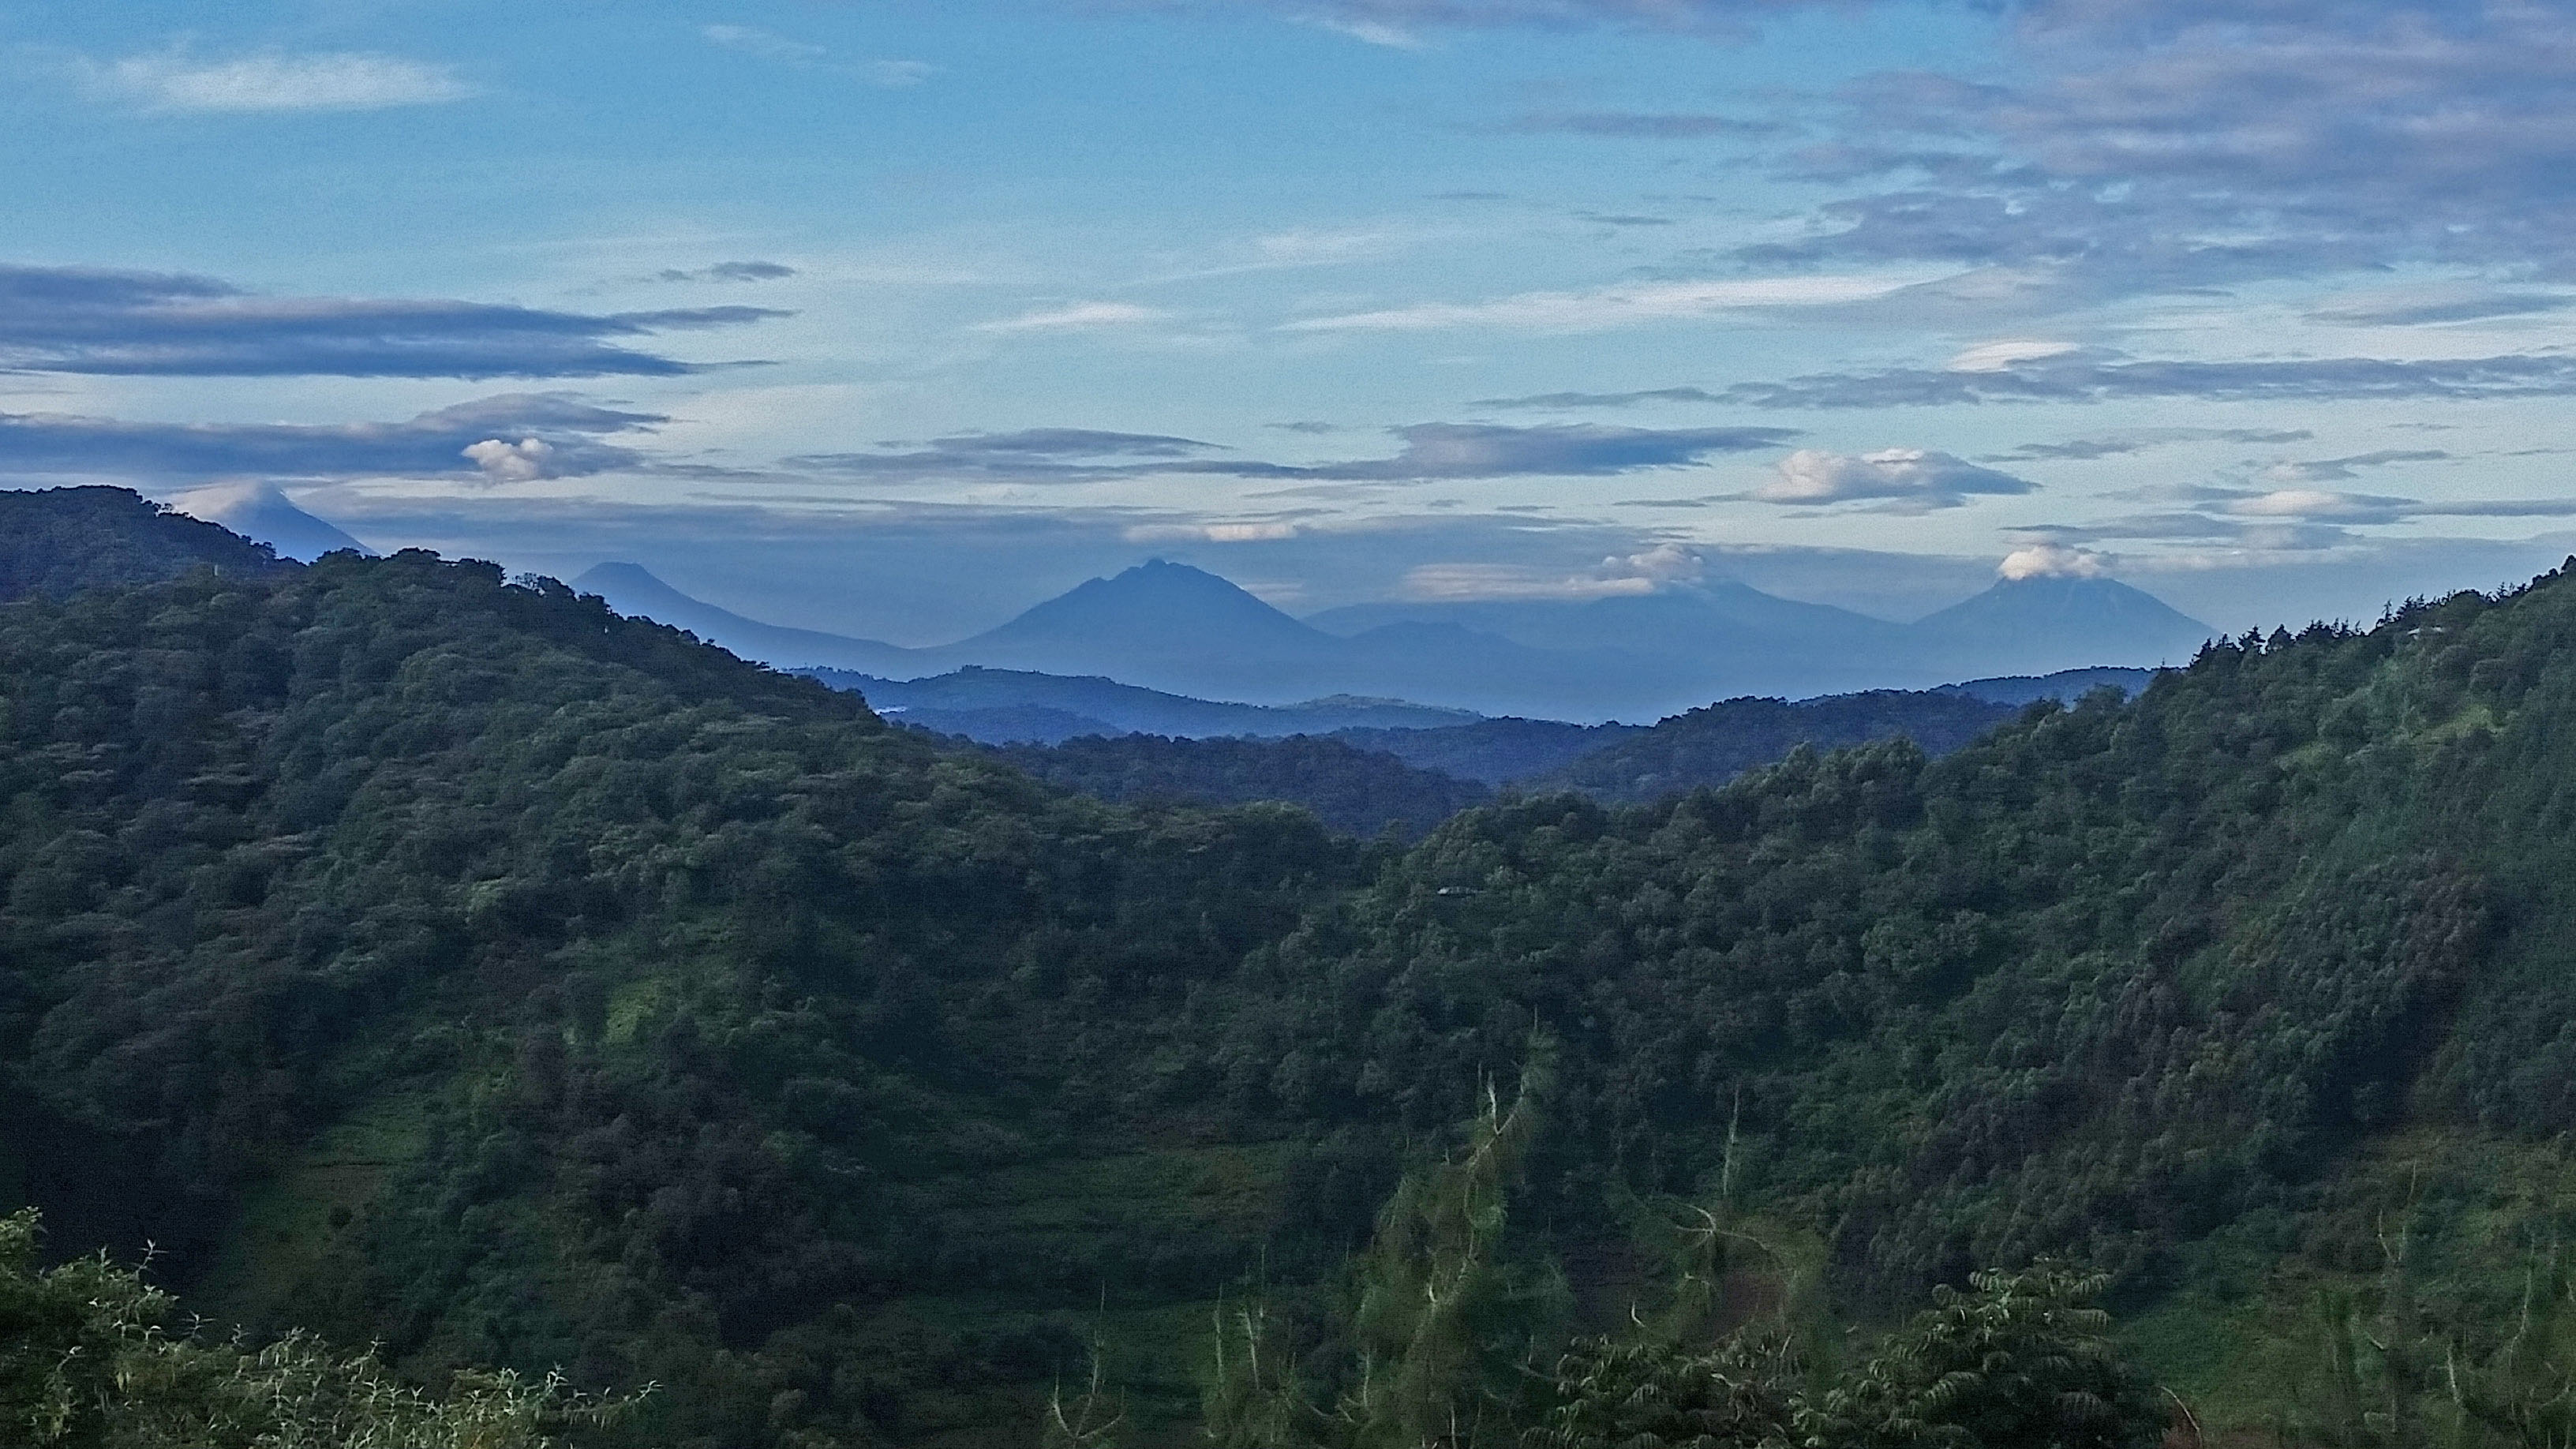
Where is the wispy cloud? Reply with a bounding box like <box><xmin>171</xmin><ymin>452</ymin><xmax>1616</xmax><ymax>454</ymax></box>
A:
<box><xmin>1508</xmin><ymin>110</ymin><xmax>1776</xmax><ymax>138</ymax></box>
<box><xmin>788</xmin><ymin>429</ymin><xmax>1227</xmax><ymax>481</ymax></box>
<box><xmin>1475</xmin><ymin>386</ymin><xmax>1729</xmax><ymax>409</ymax></box>
<box><xmin>1197</xmin><ymin>1</ymin><xmax>1820</xmax><ymax>36</ymax></box>
<box><xmin>82</xmin><ymin>48</ymin><xmax>472</xmax><ymax>114</ymax></box>
<box><xmin>1303</xmin><ymin>16</ymin><xmax>1430</xmax><ymax>47</ymax></box>
<box><xmin>1722</xmin><ymin>350</ymin><xmax>2576</xmax><ymax>409</ymax></box>
<box><xmin>1988</xmin><ymin>428</ymin><xmax>2315</xmax><ymax>462</ymax></box>
<box><xmin>0</xmin><ymin>264</ymin><xmax>779</xmax><ymax>378</ymax></box>
<box><xmin>651</xmin><ymin>261</ymin><xmax>798</xmax><ymax>284</ymax></box>
<box><xmin>973</xmin><ymin>301</ymin><xmax>1171</xmax><ymax>333</ymax></box>
<box><xmin>1239</xmin><ymin>422</ymin><xmax>1795</xmax><ymax>479</ymax></box>
<box><xmin>0</xmin><ymin>394</ymin><xmax>660</xmax><ymax>488</ymax></box>
<box><xmin>790</xmin><ymin>421</ymin><xmax>1796</xmax><ymax>485</ymax></box>
<box><xmin>702</xmin><ymin>24</ymin><xmax>936</xmax><ymax>86</ymax></box>
<box><xmin>1283</xmin><ymin>273</ymin><xmax>1937</xmax><ymax>332</ymax></box>
<box><xmin>2256</xmin><ymin>449</ymin><xmax>2451</xmax><ymax>484</ymax></box>
<box><xmin>2305</xmin><ymin>290</ymin><xmax>2576</xmax><ymax>328</ymax></box>
<box><xmin>1764</xmin><ymin>2</ymin><xmax>2576</xmax><ymax>294</ymax></box>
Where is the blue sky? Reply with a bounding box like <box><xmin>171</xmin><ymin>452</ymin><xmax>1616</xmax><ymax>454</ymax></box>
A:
<box><xmin>9</xmin><ymin>0</ymin><xmax>2576</xmax><ymax>639</ymax></box>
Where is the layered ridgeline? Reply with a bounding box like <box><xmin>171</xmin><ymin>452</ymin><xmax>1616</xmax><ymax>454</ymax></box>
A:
<box><xmin>13</xmin><ymin>488</ymin><xmax>2576</xmax><ymax>1445</ymax></box>
<box><xmin>580</xmin><ymin>558</ymin><xmax>2209</xmax><ymax>721</ymax></box>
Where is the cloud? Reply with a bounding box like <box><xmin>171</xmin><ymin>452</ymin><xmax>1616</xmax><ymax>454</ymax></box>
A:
<box><xmin>1946</xmin><ymin>339</ymin><xmax>2083</xmax><ymax>373</ymax></box>
<box><xmin>1475</xmin><ymin>386</ymin><xmax>1730</xmax><ymax>409</ymax></box>
<box><xmin>1282</xmin><ymin>273</ymin><xmax>1936</xmax><ymax>332</ymax></box>
<box><xmin>1398</xmin><ymin>564</ymin><xmax>1660</xmax><ymax>601</ymax></box>
<box><xmin>703</xmin><ymin>25</ymin><xmax>937</xmax><ymax>85</ymax></box>
<box><xmin>1305</xmin><ymin>17</ymin><xmax>1430</xmax><ymax>47</ymax></box>
<box><xmin>1756</xmin><ymin>447</ymin><xmax>2035</xmax><ymax>507</ymax></box>
<box><xmin>463</xmin><ymin>438</ymin><xmax>558</xmax><ymax>482</ymax></box>
<box><xmin>2018</xmin><ymin>480</ymin><xmax>2576</xmax><ymax>556</ymax></box>
<box><xmin>1769</xmin><ymin>3</ymin><xmax>2576</xmax><ymax>291</ymax></box>
<box><xmin>84</xmin><ymin>49</ymin><xmax>471</xmax><ymax>114</ymax></box>
<box><xmin>1181</xmin><ymin>1</ymin><xmax>1830</xmax><ymax>36</ymax></box>
<box><xmin>1222</xmin><ymin>422</ymin><xmax>1798</xmax><ymax>480</ymax></box>
<box><xmin>1999</xmin><ymin>542</ymin><xmax>2110</xmax><ymax>579</ymax></box>
<box><xmin>1392</xmin><ymin>539</ymin><xmax>1717</xmax><ymax>601</ymax></box>
<box><xmin>974</xmin><ymin>301</ymin><xmax>1170</xmax><ymax>333</ymax></box>
<box><xmin>1990</xmin><ymin>427</ymin><xmax>2314</xmax><ymax>461</ymax></box>
<box><xmin>703</xmin><ymin>24</ymin><xmax>826</xmax><ymax>63</ymax></box>
<box><xmin>1510</xmin><ymin>110</ymin><xmax>1776</xmax><ymax>137</ymax></box>
<box><xmin>1722</xmin><ymin>350</ymin><xmax>2576</xmax><ymax>409</ymax></box>
<box><xmin>787</xmin><ymin>429</ymin><xmax>1230</xmax><ymax>481</ymax></box>
<box><xmin>652</xmin><ymin>261</ymin><xmax>798</xmax><ymax>284</ymax></box>
<box><xmin>1122</xmin><ymin>519</ymin><xmax>1308</xmax><ymax>542</ymax></box>
<box><xmin>0</xmin><ymin>394</ymin><xmax>660</xmax><ymax>488</ymax></box>
<box><xmin>0</xmin><ymin>264</ymin><xmax>778</xmax><ymax>378</ymax></box>
<box><xmin>2256</xmin><ymin>448</ymin><xmax>2451</xmax><ymax>483</ymax></box>
<box><xmin>2306</xmin><ymin>290</ymin><xmax>2576</xmax><ymax>327</ymax></box>
<box><xmin>793</xmin><ymin>421</ymin><xmax>1796</xmax><ymax>485</ymax></box>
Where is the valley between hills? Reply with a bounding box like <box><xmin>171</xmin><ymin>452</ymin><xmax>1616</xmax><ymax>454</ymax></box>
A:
<box><xmin>13</xmin><ymin>485</ymin><xmax>2576</xmax><ymax>1449</ymax></box>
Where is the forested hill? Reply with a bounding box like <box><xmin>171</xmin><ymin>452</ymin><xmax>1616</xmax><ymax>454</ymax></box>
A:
<box><xmin>16</xmin><ymin>528</ymin><xmax>2576</xmax><ymax>1445</ymax></box>
<box><xmin>1522</xmin><ymin>687</ymin><xmax>2017</xmax><ymax>802</ymax></box>
<box><xmin>978</xmin><ymin>731</ymin><xmax>1492</xmax><ymax>837</ymax></box>
<box><xmin>0</xmin><ymin>485</ymin><xmax>294</xmax><ymax>600</ymax></box>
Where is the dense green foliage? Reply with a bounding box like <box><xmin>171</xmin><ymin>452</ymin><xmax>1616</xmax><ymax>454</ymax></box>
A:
<box><xmin>978</xmin><ymin>732</ymin><xmax>1492</xmax><ymax>837</ymax></box>
<box><xmin>17</xmin><ymin>497</ymin><xmax>2576</xmax><ymax>1445</ymax></box>
<box><xmin>1528</xmin><ymin>691</ymin><xmax>2013</xmax><ymax>803</ymax></box>
<box><xmin>1326</xmin><ymin>719</ymin><xmax>1628</xmax><ymax>787</ymax></box>
<box><xmin>968</xmin><ymin>689</ymin><xmax>2018</xmax><ymax>833</ymax></box>
<box><xmin>0</xmin><ymin>548</ymin><xmax>1365</xmax><ymax>1445</ymax></box>
<box><xmin>0</xmin><ymin>487</ymin><xmax>291</xmax><ymax>601</ymax></box>
<box><xmin>0</xmin><ymin>1208</ymin><xmax>620</xmax><ymax>1447</ymax></box>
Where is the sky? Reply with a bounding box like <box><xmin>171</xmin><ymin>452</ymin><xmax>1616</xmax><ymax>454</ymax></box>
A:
<box><xmin>9</xmin><ymin>0</ymin><xmax>2576</xmax><ymax>640</ymax></box>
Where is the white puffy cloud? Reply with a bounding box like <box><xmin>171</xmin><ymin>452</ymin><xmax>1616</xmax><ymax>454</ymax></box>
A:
<box><xmin>1608</xmin><ymin>541</ymin><xmax>1707</xmax><ymax>583</ymax></box>
<box><xmin>1999</xmin><ymin>543</ymin><xmax>2112</xmax><ymax>579</ymax></box>
<box><xmin>463</xmin><ymin>437</ymin><xmax>557</xmax><ymax>482</ymax></box>
<box><xmin>1756</xmin><ymin>448</ymin><xmax>2035</xmax><ymax>507</ymax></box>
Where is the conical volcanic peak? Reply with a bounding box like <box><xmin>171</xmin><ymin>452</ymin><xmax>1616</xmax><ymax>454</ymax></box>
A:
<box><xmin>1912</xmin><ymin>574</ymin><xmax>2216</xmax><ymax>673</ymax></box>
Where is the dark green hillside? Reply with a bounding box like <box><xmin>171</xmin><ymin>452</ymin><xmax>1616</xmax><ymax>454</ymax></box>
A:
<box><xmin>20</xmin><ymin>504</ymin><xmax>2576</xmax><ymax>1445</ymax></box>
<box><xmin>978</xmin><ymin>732</ymin><xmax>1492</xmax><ymax>837</ymax></box>
<box><xmin>0</xmin><ymin>485</ymin><xmax>294</xmax><ymax>599</ymax></box>
<box><xmin>0</xmin><ymin>547</ymin><xmax>1366</xmax><ymax>1447</ymax></box>
<box><xmin>1528</xmin><ymin>687</ymin><xmax>2016</xmax><ymax>802</ymax></box>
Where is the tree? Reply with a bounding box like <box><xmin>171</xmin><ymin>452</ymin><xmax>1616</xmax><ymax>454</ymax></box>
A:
<box><xmin>1208</xmin><ymin>1044</ymin><xmax>1567</xmax><ymax>1449</ymax></box>
<box><xmin>0</xmin><ymin>1208</ymin><xmax>628</xmax><ymax>1449</ymax></box>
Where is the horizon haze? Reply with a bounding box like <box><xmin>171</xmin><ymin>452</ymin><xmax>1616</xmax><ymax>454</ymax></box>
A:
<box><xmin>9</xmin><ymin>1</ymin><xmax>2576</xmax><ymax>641</ymax></box>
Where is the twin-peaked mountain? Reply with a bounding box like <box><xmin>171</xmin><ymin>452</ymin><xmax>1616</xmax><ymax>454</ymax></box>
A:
<box><xmin>575</xmin><ymin>556</ymin><xmax>2215</xmax><ymax>721</ymax></box>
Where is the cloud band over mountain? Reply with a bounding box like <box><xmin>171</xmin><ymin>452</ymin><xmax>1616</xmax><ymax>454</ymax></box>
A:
<box><xmin>0</xmin><ymin>264</ymin><xmax>782</xmax><ymax>378</ymax></box>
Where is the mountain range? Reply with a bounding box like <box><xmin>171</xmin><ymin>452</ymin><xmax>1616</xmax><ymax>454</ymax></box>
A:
<box><xmin>799</xmin><ymin>665</ymin><xmax>1480</xmax><ymax>743</ymax></box>
<box><xmin>16</xmin><ymin>481</ymin><xmax>2576</xmax><ymax>1447</ymax></box>
<box><xmin>575</xmin><ymin>558</ymin><xmax>2212</xmax><ymax>721</ymax></box>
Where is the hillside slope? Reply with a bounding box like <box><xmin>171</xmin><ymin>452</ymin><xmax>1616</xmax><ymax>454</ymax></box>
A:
<box><xmin>0</xmin><ymin>485</ymin><xmax>294</xmax><ymax>600</ymax></box>
<box><xmin>14</xmin><ymin>515</ymin><xmax>2576</xmax><ymax>1444</ymax></box>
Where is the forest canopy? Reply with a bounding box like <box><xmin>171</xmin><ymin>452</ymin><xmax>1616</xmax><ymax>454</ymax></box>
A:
<box><xmin>7</xmin><ymin>489</ymin><xmax>2576</xmax><ymax>1446</ymax></box>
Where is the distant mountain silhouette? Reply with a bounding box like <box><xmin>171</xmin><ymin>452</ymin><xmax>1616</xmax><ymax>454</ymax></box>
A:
<box><xmin>571</xmin><ymin>564</ymin><xmax>923</xmax><ymax>675</ymax></box>
<box><xmin>167</xmin><ymin>482</ymin><xmax>371</xmax><ymax>563</ymax></box>
<box><xmin>1911</xmin><ymin>576</ymin><xmax>2215</xmax><ymax>676</ymax></box>
<box><xmin>572</xmin><ymin>558</ymin><xmax>2211</xmax><ymax>721</ymax></box>
<box><xmin>799</xmin><ymin>663</ymin><xmax>1479</xmax><ymax>742</ymax></box>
